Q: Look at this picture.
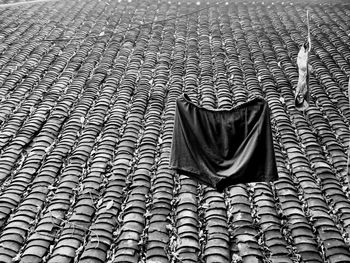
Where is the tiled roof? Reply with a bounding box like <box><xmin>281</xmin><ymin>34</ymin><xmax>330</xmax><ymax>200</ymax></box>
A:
<box><xmin>0</xmin><ymin>0</ymin><xmax>350</xmax><ymax>262</ymax></box>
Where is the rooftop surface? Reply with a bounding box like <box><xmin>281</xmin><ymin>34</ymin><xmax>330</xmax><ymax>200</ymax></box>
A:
<box><xmin>0</xmin><ymin>0</ymin><xmax>350</xmax><ymax>262</ymax></box>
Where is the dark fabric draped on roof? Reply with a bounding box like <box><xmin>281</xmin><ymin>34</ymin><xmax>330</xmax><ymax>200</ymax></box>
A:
<box><xmin>170</xmin><ymin>94</ymin><xmax>278</xmax><ymax>192</ymax></box>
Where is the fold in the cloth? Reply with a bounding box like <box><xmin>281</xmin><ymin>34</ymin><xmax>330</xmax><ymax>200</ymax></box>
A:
<box><xmin>170</xmin><ymin>94</ymin><xmax>278</xmax><ymax>192</ymax></box>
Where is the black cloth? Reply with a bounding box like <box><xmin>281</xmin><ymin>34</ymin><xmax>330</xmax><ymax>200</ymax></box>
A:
<box><xmin>170</xmin><ymin>94</ymin><xmax>278</xmax><ymax>192</ymax></box>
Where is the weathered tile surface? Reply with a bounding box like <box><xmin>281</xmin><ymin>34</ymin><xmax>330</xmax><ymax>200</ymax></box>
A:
<box><xmin>0</xmin><ymin>0</ymin><xmax>350</xmax><ymax>262</ymax></box>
